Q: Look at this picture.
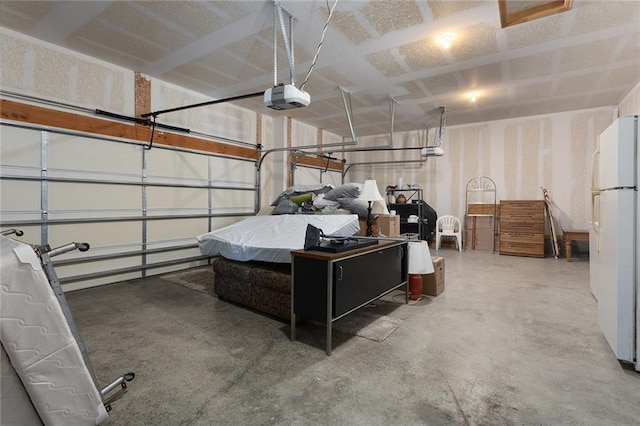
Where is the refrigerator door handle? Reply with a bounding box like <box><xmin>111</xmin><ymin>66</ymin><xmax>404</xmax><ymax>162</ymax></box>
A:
<box><xmin>590</xmin><ymin>138</ymin><xmax>601</xmax><ymax>251</ymax></box>
<box><xmin>591</xmin><ymin>138</ymin><xmax>600</xmax><ymax>193</ymax></box>
<box><xmin>591</xmin><ymin>191</ymin><xmax>601</xmax><ymax>252</ymax></box>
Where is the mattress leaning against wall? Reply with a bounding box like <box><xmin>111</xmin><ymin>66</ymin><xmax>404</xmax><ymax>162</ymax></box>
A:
<box><xmin>0</xmin><ymin>235</ymin><xmax>108</xmax><ymax>425</ymax></box>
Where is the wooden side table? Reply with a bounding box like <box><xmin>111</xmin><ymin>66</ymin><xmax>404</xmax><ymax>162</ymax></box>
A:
<box><xmin>562</xmin><ymin>229</ymin><xmax>589</xmax><ymax>261</ymax></box>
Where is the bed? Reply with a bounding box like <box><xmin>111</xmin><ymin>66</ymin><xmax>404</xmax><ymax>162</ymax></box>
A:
<box><xmin>197</xmin><ymin>214</ymin><xmax>360</xmax><ymax>263</ymax></box>
<box><xmin>196</xmin><ymin>183</ymin><xmax>378</xmax><ymax>319</ymax></box>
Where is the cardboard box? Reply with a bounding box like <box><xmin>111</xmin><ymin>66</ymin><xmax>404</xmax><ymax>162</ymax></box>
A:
<box><xmin>421</xmin><ymin>256</ymin><xmax>445</xmax><ymax>296</ymax></box>
<box><xmin>465</xmin><ymin>216</ymin><xmax>496</xmax><ymax>251</ymax></box>
<box><xmin>356</xmin><ymin>215</ymin><xmax>399</xmax><ymax>237</ymax></box>
<box><xmin>356</xmin><ymin>219</ymin><xmax>378</xmax><ymax>236</ymax></box>
<box><xmin>377</xmin><ymin>214</ymin><xmax>400</xmax><ymax>237</ymax></box>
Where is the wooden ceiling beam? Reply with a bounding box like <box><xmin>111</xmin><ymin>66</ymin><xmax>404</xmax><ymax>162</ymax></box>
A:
<box><xmin>499</xmin><ymin>0</ymin><xmax>573</xmax><ymax>29</ymax></box>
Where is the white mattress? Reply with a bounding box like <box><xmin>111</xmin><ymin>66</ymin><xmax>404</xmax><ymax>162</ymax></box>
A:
<box><xmin>0</xmin><ymin>235</ymin><xmax>108</xmax><ymax>425</ymax></box>
<box><xmin>197</xmin><ymin>214</ymin><xmax>360</xmax><ymax>263</ymax></box>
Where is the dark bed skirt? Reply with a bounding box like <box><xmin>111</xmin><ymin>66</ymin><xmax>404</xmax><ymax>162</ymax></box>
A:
<box><xmin>211</xmin><ymin>257</ymin><xmax>292</xmax><ymax>320</ymax></box>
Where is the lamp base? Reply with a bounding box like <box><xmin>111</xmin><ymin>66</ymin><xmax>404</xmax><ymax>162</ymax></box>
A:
<box><xmin>409</xmin><ymin>274</ymin><xmax>423</xmax><ymax>301</ymax></box>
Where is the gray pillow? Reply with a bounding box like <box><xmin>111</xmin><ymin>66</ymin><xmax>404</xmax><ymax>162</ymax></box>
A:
<box><xmin>337</xmin><ymin>197</ymin><xmax>369</xmax><ymax>218</ymax></box>
<box><xmin>273</xmin><ymin>199</ymin><xmax>299</xmax><ymax>215</ymax></box>
<box><xmin>323</xmin><ymin>184</ymin><xmax>361</xmax><ymax>201</ymax></box>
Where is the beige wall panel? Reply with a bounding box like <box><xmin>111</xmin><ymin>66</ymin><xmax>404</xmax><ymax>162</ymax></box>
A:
<box><xmin>146</xmin><ymin>148</ymin><xmax>208</xmax><ymax>183</ymax></box>
<box><xmin>291</xmin><ymin>120</ymin><xmax>318</xmax><ymax>147</ymax></box>
<box><xmin>568</xmin><ymin>110</ymin><xmax>613</xmax><ymax>229</ymax></box>
<box><xmin>146</xmin><ymin>218</ymin><xmax>209</xmax><ymax>242</ymax></box>
<box><xmin>295</xmin><ymin>166</ymin><xmax>322</xmax><ymax>186</ymax></box>
<box><xmin>48</xmin><ymin>182</ymin><xmax>140</xmax><ymax>217</ymax></box>
<box><xmin>0</xmin><ymin>125</ymin><xmax>41</xmax><ymax>169</ymax></box>
<box><xmin>520</xmin><ymin>120</ymin><xmax>542</xmax><ymax>199</ymax></box>
<box><xmin>1</xmin><ymin>28</ymin><xmax>133</xmax><ymax>114</ymax></box>
<box><xmin>48</xmin><ymin>222</ymin><xmax>141</xmax><ymax>251</ymax></box>
<box><xmin>503</xmin><ymin>124</ymin><xmax>519</xmax><ymax>200</ymax></box>
<box><xmin>618</xmin><ymin>80</ymin><xmax>640</xmax><ymax>115</ymax></box>
<box><xmin>48</xmin><ymin>133</ymin><xmax>142</xmax><ymax>178</ymax></box>
<box><xmin>146</xmin><ymin>187</ymin><xmax>207</xmax><ymax>211</ymax></box>
<box><xmin>323</xmin><ymin>170</ymin><xmax>342</xmax><ymax>187</ymax></box>
<box><xmin>150</xmin><ymin>79</ymin><xmax>256</xmax><ymax>143</ymax></box>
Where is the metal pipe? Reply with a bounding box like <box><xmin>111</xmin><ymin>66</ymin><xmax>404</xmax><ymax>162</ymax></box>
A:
<box><xmin>0</xmin><ymin>212</ymin><xmax>254</xmax><ymax>227</ymax></box>
<box><xmin>314</xmin><ymin>145</ymin><xmax>424</xmax><ymax>155</ymax></box>
<box><xmin>0</xmin><ymin>175</ymin><xmax>254</xmax><ymax>190</ymax></box>
<box><xmin>256</xmin><ymin>141</ymin><xmax>354</xmax><ymax>171</ymax></box>
<box><xmin>59</xmin><ymin>255</ymin><xmax>210</xmax><ymax>284</ymax></box>
<box><xmin>52</xmin><ymin>244</ymin><xmax>198</xmax><ymax>266</ymax></box>
<box><xmin>343</xmin><ymin>159</ymin><xmax>426</xmax><ymax>177</ymax></box>
<box><xmin>140</xmin><ymin>91</ymin><xmax>264</xmax><ymax>119</ymax></box>
<box><xmin>339</xmin><ymin>87</ymin><xmax>356</xmax><ymax>142</ymax></box>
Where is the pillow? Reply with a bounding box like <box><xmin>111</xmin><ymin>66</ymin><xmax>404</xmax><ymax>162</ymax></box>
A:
<box><xmin>313</xmin><ymin>193</ymin><xmax>340</xmax><ymax>209</ymax></box>
<box><xmin>270</xmin><ymin>185</ymin><xmax>333</xmax><ymax>206</ymax></box>
<box><xmin>337</xmin><ymin>197</ymin><xmax>369</xmax><ymax>218</ymax></box>
<box><xmin>273</xmin><ymin>199</ymin><xmax>299</xmax><ymax>215</ymax></box>
<box><xmin>289</xmin><ymin>192</ymin><xmax>314</xmax><ymax>205</ymax></box>
<box><xmin>323</xmin><ymin>183</ymin><xmax>362</xmax><ymax>201</ymax></box>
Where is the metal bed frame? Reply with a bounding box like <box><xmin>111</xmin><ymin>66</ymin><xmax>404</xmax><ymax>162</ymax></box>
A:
<box><xmin>1</xmin><ymin>228</ymin><xmax>135</xmax><ymax>420</ymax></box>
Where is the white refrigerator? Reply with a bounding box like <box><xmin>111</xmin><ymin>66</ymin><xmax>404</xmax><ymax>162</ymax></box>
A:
<box><xmin>590</xmin><ymin>115</ymin><xmax>639</xmax><ymax>371</ymax></box>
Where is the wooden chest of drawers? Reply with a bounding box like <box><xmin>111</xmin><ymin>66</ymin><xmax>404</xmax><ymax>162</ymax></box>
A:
<box><xmin>499</xmin><ymin>200</ymin><xmax>545</xmax><ymax>257</ymax></box>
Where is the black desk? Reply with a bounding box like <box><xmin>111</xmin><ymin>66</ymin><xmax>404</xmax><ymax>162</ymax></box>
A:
<box><xmin>290</xmin><ymin>241</ymin><xmax>408</xmax><ymax>355</ymax></box>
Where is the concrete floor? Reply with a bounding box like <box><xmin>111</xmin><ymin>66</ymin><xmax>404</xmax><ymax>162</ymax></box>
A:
<box><xmin>66</xmin><ymin>250</ymin><xmax>640</xmax><ymax>425</ymax></box>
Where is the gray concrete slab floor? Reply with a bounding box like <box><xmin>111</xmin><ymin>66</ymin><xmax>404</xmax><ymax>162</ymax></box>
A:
<box><xmin>66</xmin><ymin>250</ymin><xmax>640</xmax><ymax>425</ymax></box>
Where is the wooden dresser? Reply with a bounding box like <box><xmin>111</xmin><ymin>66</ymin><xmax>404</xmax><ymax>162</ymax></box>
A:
<box><xmin>499</xmin><ymin>200</ymin><xmax>545</xmax><ymax>258</ymax></box>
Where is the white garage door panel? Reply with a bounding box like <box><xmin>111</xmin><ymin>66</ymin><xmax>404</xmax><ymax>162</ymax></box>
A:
<box><xmin>211</xmin><ymin>156</ymin><xmax>254</xmax><ymax>185</ymax></box>
<box><xmin>211</xmin><ymin>190</ymin><xmax>254</xmax><ymax>213</ymax></box>
<box><xmin>146</xmin><ymin>149</ymin><xmax>209</xmax><ymax>182</ymax></box>
<box><xmin>48</xmin><ymin>222</ymin><xmax>141</xmax><ymax>250</ymax></box>
<box><xmin>48</xmin><ymin>182</ymin><xmax>141</xmax><ymax>216</ymax></box>
<box><xmin>147</xmin><ymin>218</ymin><xmax>208</xmax><ymax>242</ymax></box>
<box><xmin>0</xmin><ymin>181</ymin><xmax>40</xmax><ymax>213</ymax></box>
<box><xmin>146</xmin><ymin>187</ymin><xmax>208</xmax><ymax>211</ymax></box>
<box><xmin>48</xmin><ymin>133</ymin><xmax>141</xmax><ymax>177</ymax></box>
<box><xmin>0</xmin><ymin>126</ymin><xmax>41</xmax><ymax>169</ymax></box>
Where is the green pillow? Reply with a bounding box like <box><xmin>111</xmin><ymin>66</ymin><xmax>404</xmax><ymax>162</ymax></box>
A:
<box><xmin>289</xmin><ymin>192</ymin><xmax>314</xmax><ymax>205</ymax></box>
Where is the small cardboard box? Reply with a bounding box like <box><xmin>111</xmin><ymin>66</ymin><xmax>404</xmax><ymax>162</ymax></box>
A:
<box><xmin>377</xmin><ymin>214</ymin><xmax>400</xmax><ymax>237</ymax></box>
<box><xmin>465</xmin><ymin>216</ymin><xmax>495</xmax><ymax>251</ymax></box>
<box><xmin>421</xmin><ymin>256</ymin><xmax>445</xmax><ymax>296</ymax></box>
<box><xmin>356</xmin><ymin>219</ymin><xmax>377</xmax><ymax>236</ymax></box>
<box><xmin>356</xmin><ymin>215</ymin><xmax>399</xmax><ymax>237</ymax></box>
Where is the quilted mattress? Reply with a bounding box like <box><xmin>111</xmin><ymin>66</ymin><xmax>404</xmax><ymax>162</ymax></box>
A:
<box><xmin>197</xmin><ymin>214</ymin><xmax>360</xmax><ymax>263</ymax></box>
<box><xmin>0</xmin><ymin>235</ymin><xmax>108</xmax><ymax>425</ymax></box>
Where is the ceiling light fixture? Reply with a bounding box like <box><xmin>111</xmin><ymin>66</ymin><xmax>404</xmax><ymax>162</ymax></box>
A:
<box><xmin>468</xmin><ymin>92</ymin><xmax>478</xmax><ymax>103</ymax></box>
<box><xmin>437</xmin><ymin>33</ymin><xmax>454</xmax><ymax>49</ymax></box>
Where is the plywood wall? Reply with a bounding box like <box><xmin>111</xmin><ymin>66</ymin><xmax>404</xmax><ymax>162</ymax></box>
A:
<box><xmin>347</xmin><ymin>108</ymin><xmax>616</xmax><ymax>230</ymax></box>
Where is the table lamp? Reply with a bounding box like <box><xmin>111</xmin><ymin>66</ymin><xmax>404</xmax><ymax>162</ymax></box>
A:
<box><xmin>358</xmin><ymin>178</ymin><xmax>384</xmax><ymax>237</ymax></box>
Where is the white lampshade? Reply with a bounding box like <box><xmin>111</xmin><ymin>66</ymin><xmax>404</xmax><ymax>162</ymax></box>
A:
<box><xmin>359</xmin><ymin>179</ymin><xmax>384</xmax><ymax>202</ymax></box>
<box><xmin>407</xmin><ymin>241</ymin><xmax>435</xmax><ymax>274</ymax></box>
